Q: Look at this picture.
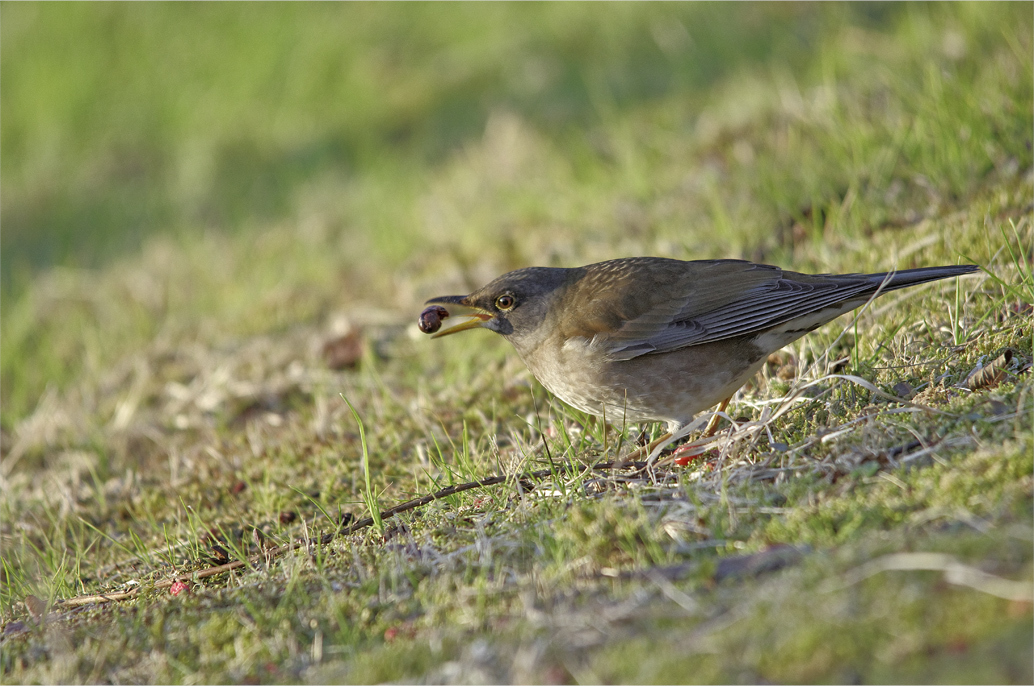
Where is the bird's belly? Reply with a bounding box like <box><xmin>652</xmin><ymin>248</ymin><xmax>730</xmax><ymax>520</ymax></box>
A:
<box><xmin>517</xmin><ymin>336</ymin><xmax>767</xmax><ymax>430</ymax></box>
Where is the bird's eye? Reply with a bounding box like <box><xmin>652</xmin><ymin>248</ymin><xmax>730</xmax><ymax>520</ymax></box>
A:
<box><xmin>495</xmin><ymin>294</ymin><xmax>515</xmax><ymax>310</ymax></box>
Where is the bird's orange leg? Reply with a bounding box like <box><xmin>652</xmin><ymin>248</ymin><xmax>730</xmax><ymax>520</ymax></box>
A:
<box><xmin>700</xmin><ymin>396</ymin><xmax>732</xmax><ymax>438</ymax></box>
<box><xmin>622</xmin><ymin>396</ymin><xmax>733</xmax><ymax>464</ymax></box>
<box><xmin>667</xmin><ymin>396</ymin><xmax>733</xmax><ymax>465</ymax></box>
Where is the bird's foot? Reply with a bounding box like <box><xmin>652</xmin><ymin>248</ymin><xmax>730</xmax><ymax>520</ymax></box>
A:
<box><xmin>671</xmin><ymin>442</ymin><xmax>707</xmax><ymax>466</ymax></box>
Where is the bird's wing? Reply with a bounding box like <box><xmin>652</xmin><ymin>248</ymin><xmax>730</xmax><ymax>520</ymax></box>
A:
<box><xmin>566</xmin><ymin>259</ymin><xmax>883</xmax><ymax>361</ymax></box>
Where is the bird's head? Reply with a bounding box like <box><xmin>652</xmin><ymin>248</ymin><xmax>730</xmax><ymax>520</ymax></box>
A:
<box><xmin>420</xmin><ymin>267</ymin><xmax>574</xmax><ymax>347</ymax></box>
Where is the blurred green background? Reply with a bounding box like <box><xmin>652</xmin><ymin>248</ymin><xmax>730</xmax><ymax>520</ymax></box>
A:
<box><xmin>1</xmin><ymin>2</ymin><xmax>1030</xmax><ymax>429</ymax></box>
<box><xmin>1</xmin><ymin>3</ymin><xmax>922</xmax><ymax>286</ymax></box>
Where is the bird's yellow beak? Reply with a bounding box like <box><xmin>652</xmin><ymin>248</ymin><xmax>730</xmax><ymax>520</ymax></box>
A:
<box><xmin>421</xmin><ymin>297</ymin><xmax>493</xmax><ymax>338</ymax></box>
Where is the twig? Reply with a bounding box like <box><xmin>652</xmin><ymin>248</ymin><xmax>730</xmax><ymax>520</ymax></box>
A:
<box><xmin>823</xmin><ymin>552</ymin><xmax>1033</xmax><ymax>601</ymax></box>
<box><xmin>52</xmin><ymin>590</ymin><xmax>140</xmax><ymax>609</ymax></box>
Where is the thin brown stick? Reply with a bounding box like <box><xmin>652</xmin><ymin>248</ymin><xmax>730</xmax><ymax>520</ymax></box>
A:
<box><xmin>43</xmin><ymin>590</ymin><xmax>140</xmax><ymax>610</ymax></box>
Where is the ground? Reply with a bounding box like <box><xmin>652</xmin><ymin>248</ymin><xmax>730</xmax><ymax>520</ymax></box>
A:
<box><xmin>2</xmin><ymin>4</ymin><xmax>1032</xmax><ymax>684</ymax></box>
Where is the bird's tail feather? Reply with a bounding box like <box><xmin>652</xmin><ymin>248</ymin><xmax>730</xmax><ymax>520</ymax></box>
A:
<box><xmin>869</xmin><ymin>264</ymin><xmax>980</xmax><ymax>292</ymax></box>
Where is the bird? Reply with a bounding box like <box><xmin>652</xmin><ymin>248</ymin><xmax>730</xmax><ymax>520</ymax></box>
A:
<box><xmin>420</xmin><ymin>257</ymin><xmax>978</xmax><ymax>454</ymax></box>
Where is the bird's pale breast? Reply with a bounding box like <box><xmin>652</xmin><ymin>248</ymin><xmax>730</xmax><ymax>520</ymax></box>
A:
<box><xmin>516</xmin><ymin>331</ymin><xmax>767</xmax><ymax>432</ymax></box>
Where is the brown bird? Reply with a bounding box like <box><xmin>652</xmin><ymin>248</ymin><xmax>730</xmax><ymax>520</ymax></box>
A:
<box><xmin>421</xmin><ymin>258</ymin><xmax>977</xmax><ymax>449</ymax></box>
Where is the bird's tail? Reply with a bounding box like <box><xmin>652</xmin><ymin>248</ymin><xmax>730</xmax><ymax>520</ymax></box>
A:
<box><xmin>869</xmin><ymin>264</ymin><xmax>980</xmax><ymax>292</ymax></box>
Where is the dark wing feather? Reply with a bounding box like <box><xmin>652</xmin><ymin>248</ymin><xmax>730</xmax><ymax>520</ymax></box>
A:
<box><xmin>562</xmin><ymin>258</ymin><xmax>975</xmax><ymax>361</ymax></box>
<box><xmin>604</xmin><ymin>274</ymin><xmax>881</xmax><ymax>359</ymax></box>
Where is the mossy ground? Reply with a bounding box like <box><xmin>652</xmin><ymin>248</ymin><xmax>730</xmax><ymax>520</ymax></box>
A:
<box><xmin>2</xmin><ymin>4</ymin><xmax>1032</xmax><ymax>684</ymax></box>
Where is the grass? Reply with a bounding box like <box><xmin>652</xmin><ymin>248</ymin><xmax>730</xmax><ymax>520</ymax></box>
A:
<box><xmin>343</xmin><ymin>393</ymin><xmax>384</xmax><ymax>537</ymax></box>
<box><xmin>2</xmin><ymin>3</ymin><xmax>1032</xmax><ymax>684</ymax></box>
